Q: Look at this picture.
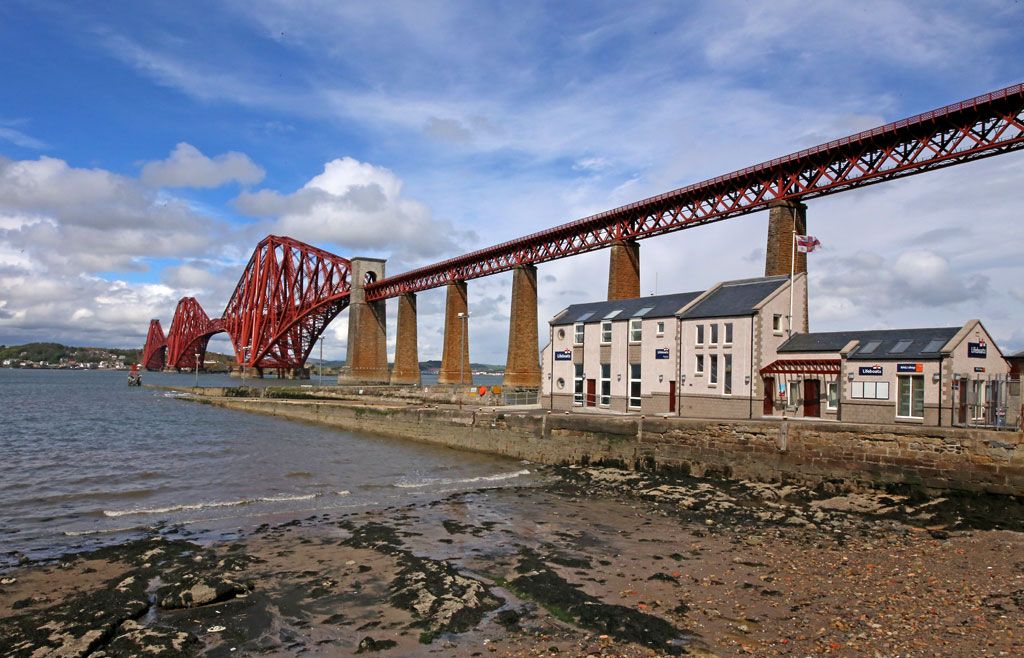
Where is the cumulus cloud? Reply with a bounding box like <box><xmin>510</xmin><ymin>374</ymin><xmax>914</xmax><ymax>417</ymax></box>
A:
<box><xmin>140</xmin><ymin>142</ymin><xmax>265</xmax><ymax>188</ymax></box>
<box><xmin>0</xmin><ymin>154</ymin><xmax>236</xmax><ymax>346</ymax></box>
<box><xmin>233</xmin><ymin>156</ymin><xmax>475</xmax><ymax>258</ymax></box>
<box><xmin>814</xmin><ymin>249</ymin><xmax>989</xmax><ymax>323</ymax></box>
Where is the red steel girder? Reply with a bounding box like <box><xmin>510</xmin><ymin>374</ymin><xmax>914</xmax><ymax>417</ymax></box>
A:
<box><xmin>365</xmin><ymin>82</ymin><xmax>1024</xmax><ymax>300</ymax></box>
<box><xmin>165</xmin><ymin>297</ymin><xmax>225</xmax><ymax>370</ymax></box>
<box><xmin>221</xmin><ymin>235</ymin><xmax>352</xmax><ymax>369</ymax></box>
<box><xmin>141</xmin><ymin>319</ymin><xmax>167</xmax><ymax>371</ymax></box>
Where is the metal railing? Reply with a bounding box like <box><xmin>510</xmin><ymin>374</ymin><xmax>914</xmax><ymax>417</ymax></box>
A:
<box><xmin>502</xmin><ymin>388</ymin><xmax>539</xmax><ymax>406</ymax></box>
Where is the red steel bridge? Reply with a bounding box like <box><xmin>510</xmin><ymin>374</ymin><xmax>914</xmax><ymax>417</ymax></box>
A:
<box><xmin>144</xmin><ymin>82</ymin><xmax>1024</xmax><ymax>371</ymax></box>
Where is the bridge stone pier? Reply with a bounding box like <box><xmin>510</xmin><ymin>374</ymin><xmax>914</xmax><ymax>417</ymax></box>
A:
<box><xmin>503</xmin><ymin>264</ymin><xmax>541</xmax><ymax>388</ymax></box>
<box><xmin>390</xmin><ymin>292</ymin><xmax>421</xmax><ymax>385</ymax></box>
<box><xmin>765</xmin><ymin>199</ymin><xmax>809</xmax><ymax>332</ymax></box>
<box><xmin>607</xmin><ymin>239</ymin><xmax>640</xmax><ymax>301</ymax></box>
<box><xmin>339</xmin><ymin>257</ymin><xmax>390</xmax><ymax>385</ymax></box>
<box><xmin>438</xmin><ymin>281</ymin><xmax>471</xmax><ymax>385</ymax></box>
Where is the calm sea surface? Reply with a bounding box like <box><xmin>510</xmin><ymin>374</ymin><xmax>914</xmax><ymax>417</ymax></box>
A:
<box><xmin>0</xmin><ymin>368</ymin><xmax>538</xmax><ymax>569</ymax></box>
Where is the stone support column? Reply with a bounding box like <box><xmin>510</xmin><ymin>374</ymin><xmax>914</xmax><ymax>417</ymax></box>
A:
<box><xmin>437</xmin><ymin>281</ymin><xmax>471</xmax><ymax>385</ymax></box>
<box><xmin>503</xmin><ymin>264</ymin><xmax>541</xmax><ymax>388</ymax></box>
<box><xmin>765</xmin><ymin>200</ymin><xmax>809</xmax><ymax>332</ymax></box>
<box><xmin>339</xmin><ymin>258</ymin><xmax>390</xmax><ymax>384</ymax></box>
<box><xmin>607</xmin><ymin>239</ymin><xmax>640</xmax><ymax>300</ymax></box>
<box><xmin>390</xmin><ymin>293</ymin><xmax>421</xmax><ymax>385</ymax></box>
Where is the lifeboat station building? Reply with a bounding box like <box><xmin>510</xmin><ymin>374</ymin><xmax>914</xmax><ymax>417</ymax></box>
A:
<box><xmin>541</xmin><ymin>275</ymin><xmax>1015</xmax><ymax>429</ymax></box>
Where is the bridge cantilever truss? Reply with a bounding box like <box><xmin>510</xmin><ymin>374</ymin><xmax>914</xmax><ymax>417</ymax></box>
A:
<box><xmin>142</xmin><ymin>236</ymin><xmax>351</xmax><ymax>371</ymax></box>
<box><xmin>364</xmin><ymin>82</ymin><xmax>1024</xmax><ymax>300</ymax></box>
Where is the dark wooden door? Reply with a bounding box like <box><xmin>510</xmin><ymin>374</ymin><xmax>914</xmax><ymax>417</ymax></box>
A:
<box><xmin>669</xmin><ymin>380</ymin><xmax>676</xmax><ymax>413</ymax></box>
<box><xmin>803</xmin><ymin>379</ymin><xmax>821</xmax><ymax>418</ymax></box>
<box><xmin>586</xmin><ymin>379</ymin><xmax>596</xmax><ymax>407</ymax></box>
<box><xmin>763</xmin><ymin>377</ymin><xmax>774</xmax><ymax>415</ymax></box>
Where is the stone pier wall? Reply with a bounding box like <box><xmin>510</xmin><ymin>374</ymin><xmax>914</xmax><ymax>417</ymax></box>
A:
<box><xmin>188</xmin><ymin>394</ymin><xmax>1024</xmax><ymax>495</ymax></box>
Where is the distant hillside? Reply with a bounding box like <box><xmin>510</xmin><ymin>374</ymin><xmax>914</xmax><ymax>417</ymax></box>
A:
<box><xmin>0</xmin><ymin>342</ymin><xmax>139</xmax><ymax>365</ymax></box>
<box><xmin>416</xmin><ymin>360</ymin><xmax>504</xmax><ymax>373</ymax></box>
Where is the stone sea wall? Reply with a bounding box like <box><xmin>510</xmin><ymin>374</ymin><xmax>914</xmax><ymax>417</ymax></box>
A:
<box><xmin>183</xmin><ymin>394</ymin><xmax>1024</xmax><ymax>495</ymax></box>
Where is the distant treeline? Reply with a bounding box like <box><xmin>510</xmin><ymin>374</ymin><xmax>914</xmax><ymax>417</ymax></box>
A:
<box><xmin>0</xmin><ymin>342</ymin><xmax>140</xmax><ymax>364</ymax></box>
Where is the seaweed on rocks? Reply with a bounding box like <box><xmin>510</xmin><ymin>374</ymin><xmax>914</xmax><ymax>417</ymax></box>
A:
<box><xmin>342</xmin><ymin>521</ymin><xmax>504</xmax><ymax>641</ymax></box>
<box><xmin>505</xmin><ymin>549</ymin><xmax>693</xmax><ymax>655</ymax></box>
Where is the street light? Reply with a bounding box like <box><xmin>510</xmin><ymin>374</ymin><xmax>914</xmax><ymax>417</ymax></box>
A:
<box><xmin>458</xmin><ymin>311</ymin><xmax>471</xmax><ymax>389</ymax></box>
<box><xmin>318</xmin><ymin>335</ymin><xmax>325</xmax><ymax>388</ymax></box>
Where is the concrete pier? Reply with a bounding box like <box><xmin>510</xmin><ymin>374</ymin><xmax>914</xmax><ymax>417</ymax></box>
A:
<box><xmin>438</xmin><ymin>281</ymin><xmax>471</xmax><ymax>385</ymax></box>
<box><xmin>503</xmin><ymin>265</ymin><xmax>541</xmax><ymax>388</ymax></box>
<box><xmin>390</xmin><ymin>292</ymin><xmax>421</xmax><ymax>385</ymax></box>
<box><xmin>607</xmin><ymin>239</ymin><xmax>640</xmax><ymax>300</ymax></box>
<box><xmin>339</xmin><ymin>258</ymin><xmax>390</xmax><ymax>385</ymax></box>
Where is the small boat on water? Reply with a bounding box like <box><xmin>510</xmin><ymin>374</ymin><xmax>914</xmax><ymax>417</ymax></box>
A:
<box><xmin>127</xmin><ymin>364</ymin><xmax>142</xmax><ymax>386</ymax></box>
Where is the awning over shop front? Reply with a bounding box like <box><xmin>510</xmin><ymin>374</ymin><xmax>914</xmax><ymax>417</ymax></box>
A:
<box><xmin>759</xmin><ymin>359</ymin><xmax>841</xmax><ymax>376</ymax></box>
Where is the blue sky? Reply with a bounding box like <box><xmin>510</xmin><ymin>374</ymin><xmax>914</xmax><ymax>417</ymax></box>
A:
<box><xmin>1</xmin><ymin>0</ymin><xmax>1023</xmax><ymax>364</ymax></box>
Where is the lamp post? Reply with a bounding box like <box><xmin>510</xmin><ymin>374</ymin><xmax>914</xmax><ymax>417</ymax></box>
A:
<box><xmin>458</xmin><ymin>311</ymin><xmax>471</xmax><ymax>389</ymax></box>
<box><xmin>318</xmin><ymin>335</ymin><xmax>324</xmax><ymax>388</ymax></box>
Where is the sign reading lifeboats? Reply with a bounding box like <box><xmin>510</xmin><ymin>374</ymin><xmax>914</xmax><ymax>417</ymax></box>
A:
<box><xmin>655</xmin><ymin>348</ymin><xmax>670</xmax><ymax>360</ymax></box>
<box><xmin>554</xmin><ymin>349</ymin><xmax>572</xmax><ymax>361</ymax></box>
<box><xmin>897</xmin><ymin>363</ymin><xmax>923</xmax><ymax>373</ymax></box>
<box><xmin>859</xmin><ymin>365</ymin><xmax>883</xmax><ymax>376</ymax></box>
<box><xmin>968</xmin><ymin>341</ymin><xmax>987</xmax><ymax>358</ymax></box>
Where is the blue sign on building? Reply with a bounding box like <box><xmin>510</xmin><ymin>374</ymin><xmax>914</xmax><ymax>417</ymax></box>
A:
<box><xmin>968</xmin><ymin>341</ymin><xmax>987</xmax><ymax>358</ymax></box>
<box><xmin>897</xmin><ymin>363</ymin><xmax>923</xmax><ymax>373</ymax></box>
<box><xmin>655</xmin><ymin>348</ymin><xmax>670</xmax><ymax>360</ymax></box>
<box><xmin>858</xmin><ymin>365</ymin><xmax>883</xmax><ymax>376</ymax></box>
<box><xmin>554</xmin><ymin>349</ymin><xmax>572</xmax><ymax>361</ymax></box>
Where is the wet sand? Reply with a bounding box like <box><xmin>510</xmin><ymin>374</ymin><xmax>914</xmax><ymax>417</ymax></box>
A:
<box><xmin>2</xmin><ymin>467</ymin><xmax>1022</xmax><ymax>657</ymax></box>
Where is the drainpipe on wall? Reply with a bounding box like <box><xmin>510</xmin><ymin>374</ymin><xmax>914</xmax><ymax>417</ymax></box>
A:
<box><xmin>548</xmin><ymin>323</ymin><xmax>554</xmax><ymax>411</ymax></box>
<box><xmin>937</xmin><ymin>353</ymin><xmax>943</xmax><ymax>427</ymax></box>
<box><xmin>749</xmin><ymin>314</ymin><xmax>755</xmax><ymax>419</ymax></box>
<box><xmin>675</xmin><ymin>316</ymin><xmax>682</xmax><ymax>416</ymax></box>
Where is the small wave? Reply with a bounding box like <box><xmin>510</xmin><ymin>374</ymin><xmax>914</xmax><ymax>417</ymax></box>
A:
<box><xmin>285</xmin><ymin>472</ymin><xmax>313</xmax><ymax>478</ymax></box>
<box><xmin>334</xmin><ymin>490</ymin><xmax>351</xmax><ymax>496</ymax></box>
<box><xmin>394</xmin><ymin>469</ymin><xmax>531</xmax><ymax>489</ymax></box>
<box><xmin>64</xmin><ymin>524</ymin><xmax>151</xmax><ymax>537</ymax></box>
<box><xmin>103</xmin><ymin>492</ymin><xmax>322</xmax><ymax>518</ymax></box>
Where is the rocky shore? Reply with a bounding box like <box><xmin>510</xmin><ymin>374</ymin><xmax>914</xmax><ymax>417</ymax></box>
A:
<box><xmin>2</xmin><ymin>467</ymin><xmax>1022</xmax><ymax>657</ymax></box>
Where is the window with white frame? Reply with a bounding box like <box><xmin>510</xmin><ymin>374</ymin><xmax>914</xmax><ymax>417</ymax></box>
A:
<box><xmin>710</xmin><ymin>323</ymin><xmax>718</xmax><ymax>346</ymax></box>
<box><xmin>787</xmin><ymin>380</ymin><xmax>799</xmax><ymax>406</ymax></box>
<box><xmin>574</xmin><ymin>323</ymin><xmax>584</xmax><ymax>345</ymax></box>
<box><xmin>851</xmin><ymin>381</ymin><xmax>890</xmax><ymax>400</ymax></box>
<box><xmin>724</xmin><ymin>322</ymin><xmax>733</xmax><ymax>345</ymax></box>
<box><xmin>600</xmin><ymin>321</ymin><xmax>612</xmax><ymax>344</ymax></box>
<box><xmin>600</xmin><ymin>363</ymin><xmax>611</xmax><ymax>406</ymax></box>
<box><xmin>629</xmin><ymin>318</ymin><xmax>642</xmax><ymax>343</ymax></box>
<box><xmin>695</xmin><ymin>354</ymin><xmax>704</xmax><ymax>375</ymax></box>
<box><xmin>723</xmin><ymin>354</ymin><xmax>732</xmax><ymax>394</ymax></box>
<box><xmin>897</xmin><ymin>375</ymin><xmax>924</xmax><ymax>418</ymax></box>
<box><xmin>628</xmin><ymin>363</ymin><xmax>641</xmax><ymax>408</ymax></box>
<box><xmin>709</xmin><ymin>354</ymin><xmax>718</xmax><ymax>385</ymax></box>
<box><xmin>696</xmin><ymin>324</ymin><xmax>704</xmax><ymax>346</ymax></box>
<box><xmin>656</xmin><ymin>321</ymin><xmax>665</xmax><ymax>336</ymax></box>
<box><xmin>574</xmin><ymin>363</ymin><xmax>584</xmax><ymax>406</ymax></box>
<box><xmin>827</xmin><ymin>382</ymin><xmax>838</xmax><ymax>409</ymax></box>
<box><xmin>773</xmin><ymin>314</ymin><xmax>783</xmax><ymax>333</ymax></box>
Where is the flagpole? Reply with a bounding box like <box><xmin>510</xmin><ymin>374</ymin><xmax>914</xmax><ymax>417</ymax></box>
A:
<box><xmin>789</xmin><ymin>229</ymin><xmax>796</xmax><ymax>337</ymax></box>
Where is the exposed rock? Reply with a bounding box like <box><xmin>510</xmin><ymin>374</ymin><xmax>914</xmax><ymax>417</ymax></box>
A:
<box><xmin>157</xmin><ymin>573</ymin><xmax>252</xmax><ymax>609</ymax></box>
<box><xmin>103</xmin><ymin>619</ymin><xmax>200</xmax><ymax>657</ymax></box>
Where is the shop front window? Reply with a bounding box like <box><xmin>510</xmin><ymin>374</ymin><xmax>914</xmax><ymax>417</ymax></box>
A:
<box><xmin>898</xmin><ymin>375</ymin><xmax>924</xmax><ymax>418</ymax></box>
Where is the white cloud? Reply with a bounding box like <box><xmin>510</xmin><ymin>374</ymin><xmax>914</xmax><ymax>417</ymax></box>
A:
<box><xmin>140</xmin><ymin>142</ymin><xmax>265</xmax><ymax>188</ymax></box>
<box><xmin>0</xmin><ymin>119</ymin><xmax>47</xmax><ymax>149</ymax></box>
<box><xmin>233</xmin><ymin>157</ymin><xmax>475</xmax><ymax>259</ymax></box>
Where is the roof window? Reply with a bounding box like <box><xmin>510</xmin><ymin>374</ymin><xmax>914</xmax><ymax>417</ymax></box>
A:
<box><xmin>923</xmin><ymin>339</ymin><xmax>945</xmax><ymax>353</ymax></box>
<box><xmin>576</xmin><ymin>312</ymin><xmax>594</xmax><ymax>322</ymax></box>
<box><xmin>859</xmin><ymin>340</ymin><xmax>882</xmax><ymax>354</ymax></box>
<box><xmin>889</xmin><ymin>339</ymin><xmax>913</xmax><ymax>354</ymax></box>
<box><xmin>632</xmin><ymin>306</ymin><xmax>654</xmax><ymax>317</ymax></box>
<box><xmin>603</xmin><ymin>309</ymin><xmax>623</xmax><ymax>319</ymax></box>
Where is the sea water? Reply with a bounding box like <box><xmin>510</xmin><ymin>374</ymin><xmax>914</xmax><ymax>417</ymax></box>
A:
<box><xmin>0</xmin><ymin>368</ymin><xmax>538</xmax><ymax>568</ymax></box>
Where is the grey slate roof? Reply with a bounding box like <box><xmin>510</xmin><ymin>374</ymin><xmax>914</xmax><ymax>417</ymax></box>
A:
<box><xmin>677</xmin><ymin>275</ymin><xmax>789</xmax><ymax>320</ymax></box>
<box><xmin>777</xmin><ymin>327</ymin><xmax>961</xmax><ymax>360</ymax></box>
<box><xmin>551</xmin><ymin>291</ymin><xmax>703</xmax><ymax>326</ymax></box>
